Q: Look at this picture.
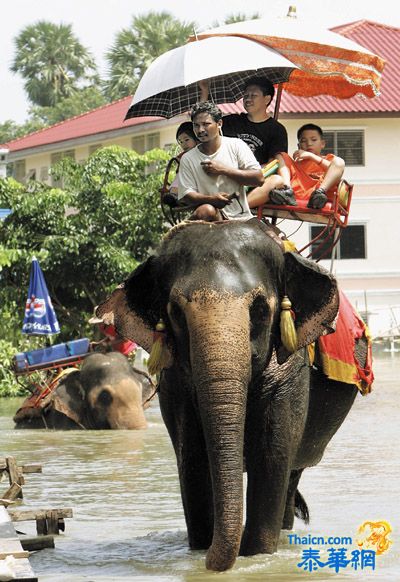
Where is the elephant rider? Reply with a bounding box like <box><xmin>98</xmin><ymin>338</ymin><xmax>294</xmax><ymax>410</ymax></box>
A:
<box><xmin>177</xmin><ymin>101</ymin><xmax>264</xmax><ymax>222</ymax></box>
<box><xmin>89</xmin><ymin>314</ymin><xmax>137</xmax><ymax>356</ymax></box>
<box><xmin>199</xmin><ymin>77</ymin><xmax>288</xmax><ymax>167</ymax></box>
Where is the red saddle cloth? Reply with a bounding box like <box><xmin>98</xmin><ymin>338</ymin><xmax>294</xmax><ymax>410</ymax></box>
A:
<box><xmin>317</xmin><ymin>290</ymin><xmax>374</xmax><ymax>395</ymax></box>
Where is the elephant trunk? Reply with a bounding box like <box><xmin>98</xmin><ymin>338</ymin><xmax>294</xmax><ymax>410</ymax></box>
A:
<box><xmin>185</xmin><ymin>295</ymin><xmax>251</xmax><ymax>571</ymax></box>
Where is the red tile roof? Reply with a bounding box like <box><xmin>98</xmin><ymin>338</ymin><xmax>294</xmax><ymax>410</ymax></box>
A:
<box><xmin>2</xmin><ymin>20</ymin><xmax>398</xmax><ymax>153</ymax></box>
<box><xmin>2</xmin><ymin>97</ymin><xmax>159</xmax><ymax>152</ymax></box>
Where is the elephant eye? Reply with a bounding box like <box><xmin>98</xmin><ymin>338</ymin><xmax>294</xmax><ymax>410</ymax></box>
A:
<box><xmin>97</xmin><ymin>389</ymin><xmax>113</xmax><ymax>407</ymax></box>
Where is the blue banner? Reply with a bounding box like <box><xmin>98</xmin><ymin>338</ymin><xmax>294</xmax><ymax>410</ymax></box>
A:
<box><xmin>22</xmin><ymin>257</ymin><xmax>60</xmax><ymax>335</ymax></box>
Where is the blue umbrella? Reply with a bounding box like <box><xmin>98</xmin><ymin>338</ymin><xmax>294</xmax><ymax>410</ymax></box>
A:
<box><xmin>22</xmin><ymin>257</ymin><xmax>60</xmax><ymax>336</ymax></box>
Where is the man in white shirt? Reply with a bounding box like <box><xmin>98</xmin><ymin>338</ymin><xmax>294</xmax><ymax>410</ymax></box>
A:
<box><xmin>178</xmin><ymin>102</ymin><xmax>264</xmax><ymax>221</ymax></box>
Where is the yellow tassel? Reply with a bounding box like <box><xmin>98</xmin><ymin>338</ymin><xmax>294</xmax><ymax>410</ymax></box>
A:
<box><xmin>147</xmin><ymin>319</ymin><xmax>169</xmax><ymax>376</ymax></box>
<box><xmin>280</xmin><ymin>295</ymin><xmax>297</xmax><ymax>353</ymax></box>
<box><xmin>307</xmin><ymin>342</ymin><xmax>315</xmax><ymax>366</ymax></box>
<box><xmin>282</xmin><ymin>239</ymin><xmax>297</xmax><ymax>253</ymax></box>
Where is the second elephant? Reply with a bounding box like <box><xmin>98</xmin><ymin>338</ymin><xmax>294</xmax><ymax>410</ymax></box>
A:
<box><xmin>14</xmin><ymin>352</ymin><xmax>154</xmax><ymax>429</ymax></box>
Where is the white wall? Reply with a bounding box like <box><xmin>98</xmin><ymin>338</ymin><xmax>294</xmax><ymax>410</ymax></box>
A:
<box><xmin>11</xmin><ymin>125</ymin><xmax>179</xmax><ymax>183</ymax></box>
<box><xmin>276</xmin><ymin>117</ymin><xmax>400</xmax><ymax>336</ymax></box>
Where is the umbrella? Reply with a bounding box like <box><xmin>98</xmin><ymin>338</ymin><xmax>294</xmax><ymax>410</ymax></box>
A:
<box><xmin>192</xmin><ymin>16</ymin><xmax>385</xmax><ymax>101</ymax></box>
<box><xmin>125</xmin><ymin>35</ymin><xmax>298</xmax><ymax>119</ymax></box>
<box><xmin>22</xmin><ymin>257</ymin><xmax>60</xmax><ymax>336</ymax></box>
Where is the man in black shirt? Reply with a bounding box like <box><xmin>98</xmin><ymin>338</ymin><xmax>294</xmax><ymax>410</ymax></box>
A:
<box><xmin>200</xmin><ymin>76</ymin><xmax>288</xmax><ymax>165</ymax></box>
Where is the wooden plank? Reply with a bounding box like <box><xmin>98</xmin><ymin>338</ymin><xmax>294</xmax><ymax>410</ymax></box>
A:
<box><xmin>0</xmin><ymin>549</ymin><xmax>30</xmax><ymax>559</ymax></box>
<box><xmin>0</xmin><ymin>499</ymin><xmax>15</xmax><ymax>508</ymax></box>
<box><xmin>0</xmin><ymin>560</ymin><xmax>38</xmax><ymax>582</ymax></box>
<box><xmin>6</xmin><ymin>458</ymin><xmax>21</xmax><ymax>486</ymax></box>
<box><xmin>0</xmin><ymin>460</ymin><xmax>42</xmax><ymax>474</ymax></box>
<box><xmin>46</xmin><ymin>510</ymin><xmax>60</xmax><ymax>535</ymax></box>
<box><xmin>20</xmin><ymin>535</ymin><xmax>55</xmax><ymax>551</ymax></box>
<box><xmin>2</xmin><ymin>482</ymin><xmax>22</xmax><ymax>501</ymax></box>
<box><xmin>6</xmin><ymin>457</ymin><xmax>23</xmax><ymax>499</ymax></box>
<box><xmin>20</xmin><ymin>465</ymin><xmax>42</xmax><ymax>474</ymax></box>
<box><xmin>0</xmin><ymin>507</ymin><xmax>37</xmax><ymax>581</ymax></box>
<box><xmin>36</xmin><ymin>518</ymin><xmax>47</xmax><ymax>536</ymax></box>
<box><xmin>9</xmin><ymin>508</ymin><xmax>73</xmax><ymax>522</ymax></box>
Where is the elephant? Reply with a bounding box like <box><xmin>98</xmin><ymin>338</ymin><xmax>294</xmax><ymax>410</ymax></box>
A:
<box><xmin>96</xmin><ymin>219</ymin><xmax>364</xmax><ymax>571</ymax></box>
<box><xmin>13</xmin><ymin>352</ymin><xmax>155</xmax><ymax>430</ymax></box>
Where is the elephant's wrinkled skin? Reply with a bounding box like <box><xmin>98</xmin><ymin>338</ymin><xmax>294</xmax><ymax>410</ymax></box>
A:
<box><xmin>14</xmin><ymin>352</ymin><xmax>154</xmax><ymax>430</ymax></box>
<box><xmin>97</xmin><ymin>220</ymin><xmax>359</xmax><ymax>571</ymax></box>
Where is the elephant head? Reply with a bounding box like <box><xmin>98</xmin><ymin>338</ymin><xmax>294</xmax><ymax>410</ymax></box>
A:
<box><xmin>96</xmin><ymin>220</ymin><xmax>339</xmax><ymax>570</ymax></box>
<box><xmin>50</xmin><ymin>352</ymin><xmax>150</xmax><ymax>429</ymax></box>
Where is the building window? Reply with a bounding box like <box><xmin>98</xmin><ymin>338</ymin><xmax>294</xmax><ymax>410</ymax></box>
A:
<box><xmin>147</xmin><ymin>133</ymin><xmax>160</xmax><ymax>150</ymax></box>
<box><xmin>310</xmin><ymin>224</ymin><xmax>366</xmax><ymax>260</ymax></box>
<box><xmin>40</xmin><ymin>166</ymin><xmax>49</xmax><ymax>181</ymax></box>
<box><xmin>322</xmin><ymin>130</ymin><xmax>364</xmax><ymax>166</ymax></box>
<box><xmin>50</xmin><ymin>150</ymin><xmax>75</xmax><ymax>187</ymax></box>
<box><xmin>26</xmin><ymin>169</ymin><xmax>36</xmax><ymax>181</ymax></box>
<box><xmin>14</xmin><ymin>160</ymin><xmax>26</xmax><ymax>183</ymax></box>
<box><xmin>89</xmin><ymin>144</ymin><xmax>102</xmax><ymax>155</ymax></box>
<box><xmin>131</xmin><ymin>132</ymin><xmax>160</xmax><ymax>154</ymax></box>
<box><xmin>131</xmin><ymin>135</ymin><xmax>146</xmax><ymax>154</ymax></box>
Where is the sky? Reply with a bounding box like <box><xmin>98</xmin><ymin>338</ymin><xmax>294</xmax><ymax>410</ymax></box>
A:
<box><xmin>2</xmin><ymin>0</ymin><xmax>400</xmax><ymax>124</ymax></box>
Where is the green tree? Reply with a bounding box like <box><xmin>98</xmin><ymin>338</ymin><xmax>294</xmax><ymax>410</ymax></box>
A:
<box><xmin>0</xmin><ymin>145</ymin><xmax>169</xmax><ymax>336</ymax></box>
<box><xmin>211</xmin><ymin>12</ymin><xmax>261</xmax><ymax>28</ymax></box>
<box><xmin>223</xmin><ymin>12</ymin><xmax>261</xmax><ymax>24</ymax></box>
<box><xmin>104</xmin><ymin>11</ymin><xmax>196</xmax><ymax>100</ymax></box>
<box><xmin>0</xmin><ymin>146</ymin><xmax>170</xmax><ymax>395</ymax></box>
<box><xmin>11</xmin><ymin>21</ymin><xmax>98</xmax><ymax>107</ymax></box>
<box><xmin>0</xmin><ymin>88</ymin><xmax>107</xmax><ymax>146</ymax></box>
<box><xmin>0</xmin><ymin>119</ymin><xmax>46</xmax><ymax>145</ymax></box>
<box><xmin>29</xmin><ymin>86</ymin><xmax>107</xmax><ymax>126</ymax></box>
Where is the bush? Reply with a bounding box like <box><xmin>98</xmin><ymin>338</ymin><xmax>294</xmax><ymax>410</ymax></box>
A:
<box><xmin>0</xmin><ymin>146</ymin><xmax>170</xmax><ymax>396</ymax></box>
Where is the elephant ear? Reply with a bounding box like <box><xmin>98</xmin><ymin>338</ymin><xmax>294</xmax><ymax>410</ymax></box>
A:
<box><xmin>275</xmin><ymin>252</ymin><xmax>339</xmax><ymax>364</ymax></box>
<box><xmin>96</xmin><ymin>257</ymin><xmax>172</xmax><ymax>368</ymax></box>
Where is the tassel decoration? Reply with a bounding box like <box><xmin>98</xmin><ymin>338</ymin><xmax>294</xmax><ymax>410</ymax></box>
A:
<box><xmin>147</xmin><ymin>319</ymin><xmax>169</xmax><ymax>376</ymax></box>
<box><xmin>280</xmin><ymin>295</ymin><xmax>298</xmax><ymax>353</ymax></box>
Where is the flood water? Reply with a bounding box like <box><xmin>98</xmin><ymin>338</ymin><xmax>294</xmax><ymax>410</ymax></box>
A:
<box><xmin>1</xmin><ymin>352</ymin><xmax>399</xmax><ymax>582</ymax></box>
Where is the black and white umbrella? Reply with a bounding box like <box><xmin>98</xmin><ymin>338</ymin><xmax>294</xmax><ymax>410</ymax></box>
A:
<box><xmin>125</xmin><ymin>35</ymin><xmax>298</xmax><ymax>119</ymax></box>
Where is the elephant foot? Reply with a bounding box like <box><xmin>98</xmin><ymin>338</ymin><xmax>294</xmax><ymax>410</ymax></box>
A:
<box><xmin>188</xmin><ymin>526</ymin><xmax>213</xmax><ymax>551</ymax></box>
<box><xmin>282</xmin><ymin>515</ymin><xmax>295</xmax><ymax>530</ymax></box>
<box><xmin>240</xmin><ymin>530</ymin><xmax>279</xmax><ymax>556</ymax></box>
<box><xmin>206</xmin><ymin>544</ymin><xmax>238</xmax><ymax>572</ymax></box>
<box><xmin>189</xmin><ymin>536</ymin><xmax>212</xmax><ymax>551</ymax></box>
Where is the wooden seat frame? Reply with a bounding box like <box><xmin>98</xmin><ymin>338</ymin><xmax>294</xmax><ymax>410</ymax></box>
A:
<box><xmin>159</xmin><ymin>155</ymin><xmax>353</xmax><ymax>261</ymax></box>
<box><xmin>255</xmin><ymin>180</ymin><xmax>353</xmax><ymax>261</ymax></box>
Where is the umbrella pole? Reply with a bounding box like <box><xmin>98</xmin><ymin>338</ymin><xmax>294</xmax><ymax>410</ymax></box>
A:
<box><xmin>273</xmin><ymin>83</ymin><xmax>283</xmax><ymax>120</ymax></box>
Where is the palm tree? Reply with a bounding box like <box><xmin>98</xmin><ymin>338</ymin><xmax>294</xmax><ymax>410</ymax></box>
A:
<box><xmin>211</xmin><ymin>12</ymin><xmax>261</xmax><ymax>28</ymax></box>
<box><xmin>104</xmin><ymin>11</ymin><xmax>196</xmax><ymax>101</ymax></box>
<box><xmin>11</xmin><ymin>21</ymin><xmax>98</xmax><ymax>107</ymax></box>
<box><xmin>224</xmin><ymin>12</ymin><xmax>261</xmax><ymax>24</ymax></box>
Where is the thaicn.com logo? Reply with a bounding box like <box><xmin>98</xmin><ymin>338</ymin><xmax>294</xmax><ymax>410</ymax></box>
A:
<box><xmin>288</xmin><ymin>521</ymin><xmax>392</xmax><ymax>574</ymax></box>
<box><xmin>25</xmin><ymin>295</ymin><xmax>46</xmax><ymax>318</ymax></box>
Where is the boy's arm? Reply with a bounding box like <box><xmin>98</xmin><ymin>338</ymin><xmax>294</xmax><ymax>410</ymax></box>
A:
<box><xmin>199</xmin><ymin>80</ymin><xmax>210</xmax><ymax>101</ymax></box>
<box><xmin>293</xmin><ymin>150</ymin><xmax>343</xmax><ymax>172</ymax></box>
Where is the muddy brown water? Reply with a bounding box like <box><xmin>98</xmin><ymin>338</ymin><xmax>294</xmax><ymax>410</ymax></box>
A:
<box><xmin>1</xmin><ymin>352</ymin><xmax>399</xmax><ymax>581</ymax></box>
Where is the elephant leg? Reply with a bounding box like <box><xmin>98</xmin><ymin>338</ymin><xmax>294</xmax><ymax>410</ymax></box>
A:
<box><xmin>241</xmin><ymin>398</ymin><xmax>295</xmax><ymax>556</ymax></box>
<box><xmin>282</xmin><ymin>469</ymin><xmax>306</xmax><ymax>530</ymax></box>
<box><xmin>159</xmin><ymin>370</ymin><xmax>213</xmax><ymax>549</ymax></box>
